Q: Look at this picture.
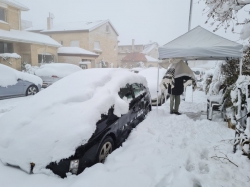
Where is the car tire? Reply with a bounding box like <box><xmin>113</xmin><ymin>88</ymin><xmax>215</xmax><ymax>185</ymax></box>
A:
<box><xmin>26</xmin><ymin>85</ymin><xmax>38</xmax><ymax>96</ymax></box>
<box><xmin>97</xmin><ymin>136</ymin><xmax>114</xmax><ymax>163</ymax></box>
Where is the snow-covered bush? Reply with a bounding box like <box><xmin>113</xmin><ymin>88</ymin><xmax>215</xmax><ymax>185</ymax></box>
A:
<box><xmin>203</xmin><ymin>73</ymin><xmax>213</xmax><ymax>94</ymax></box>
<box><xmin>136</xmin><ymin>61</ymin><xmax>145</xmax><ymax>68</ymax></box>
<box><xmin>208</xmin><ymin>62</ymin><xmax>224</xmax><ymax>95</ymax></box>
<box><xmin>23</xmin><ymin>64</ymin><xmax>39</xmax><ymax>74</ymax></box>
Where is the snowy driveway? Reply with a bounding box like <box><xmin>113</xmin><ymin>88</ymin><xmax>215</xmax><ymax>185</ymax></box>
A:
<box><xmin>0</xmin><ymin>91</ymin><xmax>250</xmax><ymax>187</ymax></box>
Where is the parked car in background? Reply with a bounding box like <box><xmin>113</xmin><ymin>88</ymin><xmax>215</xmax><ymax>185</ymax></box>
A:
<box><xmin>0</xmin><ymin>64</ymin><xmax>42</xmax><ymax>99</ymax></box>
<box><xmin>35</xmin><ymin>63</ymin><xmax>82</xmax><ymax>88</ymax></box>
<box><xmin>138</xmin><ymin>67</ymin><xmax>167</xmax><ymax>106</ymax></box>
<box><xmin>0</xmin><ymin>69</ymin><xmax>151</xmax><ymax>178</ymax></box>
<box><xmin>130</xmin><ymin>67</ymin><xmax>144</xmax><ymax>73</ymax></box>
<box><xmin>191</xmin><ymin>68</ymin><xmax>205</xmax><ymax>82</ymax></box>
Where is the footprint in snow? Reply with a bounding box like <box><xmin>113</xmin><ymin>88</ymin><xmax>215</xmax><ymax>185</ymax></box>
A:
<box><xmin>185</xmin><ymin>158</ymin><xmax>195</xmax><ymax>172</ymax></box>
<box><xmin>193</xmin><ymin>179</ymin><xmax>202</xmax><ymax>187</ymax></box>
<box><xmin>198</xmin><ymin>162</ymin><xmax>209</xmax><ymax>174</ymax></box>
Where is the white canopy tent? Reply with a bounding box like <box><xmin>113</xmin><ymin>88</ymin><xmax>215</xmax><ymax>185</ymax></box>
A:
<box><xmin>156</xmin><ymin>26</ymin><xmax>243</xmax><ymax>110</ymax></box>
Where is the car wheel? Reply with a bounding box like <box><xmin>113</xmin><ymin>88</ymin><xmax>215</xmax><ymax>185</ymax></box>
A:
<box><xmin>97</xmin><ymin>136</ymin><xmax>114</xmax><ymax>163</ymax></box>
<box><xmin>26</xmin><ymin>85</ymin><xmax>38</xmax><ymax>96</ymax></box>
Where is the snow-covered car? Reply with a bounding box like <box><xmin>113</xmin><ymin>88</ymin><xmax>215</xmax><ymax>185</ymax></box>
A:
<box><xmin>191</xmin><ymin>68</ymin><xmax>205</xmax><ymax>82</ymax></box>
<box><xmin>35</xmin><ymin>63</ymin><xmax>82</xmax><ymax>88</ymax></box>
<box><xmin>130</xmin><ymin>67</ymin><xmax>144</xmax><ymax>73</ymax></box>
<box><xmin>138</xmin><ymin>67</ymin><xmax>167</xmax><ymax>106</ymax></box>
<box><xmin>0</xmin><ymin>69</ymin><xmax>151</xmax><ymax>178</ymax></box>
<box><xmin>0</xmin><ymin>64</ymin><xmax>42</xmax><ymax>99</ymax></box>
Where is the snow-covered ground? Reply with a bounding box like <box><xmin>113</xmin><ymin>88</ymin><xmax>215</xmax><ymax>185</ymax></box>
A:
<box><xmin>0</xmin><ymin>90</ymin><xmax>250</xmax><ymax>187</ymax></box>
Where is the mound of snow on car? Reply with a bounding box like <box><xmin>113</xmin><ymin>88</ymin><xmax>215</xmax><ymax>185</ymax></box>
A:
<box><xmin>0</xmin><ymin>69</ymin><xmax>147</xmax><ymax>174</ymax></box>
<box><xmin>35</xmin><ymin>63</ymin><xmax>82</xmax><ymax>77</ymax></box>
<box><xmin>0</xmin><ymin>64</ymin><xmax>42</xmax><ymax>87</ymax></box>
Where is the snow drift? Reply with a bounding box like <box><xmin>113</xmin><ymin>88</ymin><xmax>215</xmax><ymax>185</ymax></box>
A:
<box><xmin>35</xmin><ymin>63</ymin><xmax>82</xmax><ymax>78</ymax></box>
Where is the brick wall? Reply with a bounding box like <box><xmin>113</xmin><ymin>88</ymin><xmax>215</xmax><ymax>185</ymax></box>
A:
<box><xmin>0</xmin><ymin>5</ymin><xmax>20</xmax><ymax>31</ymax></box>
<box><xmin>89</xmin><ymin>23</ymin><xmax>118</xmax><ymax>67</ymax></box>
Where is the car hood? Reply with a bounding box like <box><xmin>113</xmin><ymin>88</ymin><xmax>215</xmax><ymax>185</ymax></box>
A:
<box><xmin>0</xmin><ymin>69</ymin><xmax>147</xmax><ymax>173</ymax></box>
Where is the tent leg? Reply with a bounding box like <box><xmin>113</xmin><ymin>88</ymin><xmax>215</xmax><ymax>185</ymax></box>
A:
<box><xmin>240</xmin><ymin>58</ymin><xmax>243</xmax><ymax>75</ymax></box>
<box><xmin>156</xmin><ymin>63</ymin><xmax>160</xmax><ymax>113</ymax></box>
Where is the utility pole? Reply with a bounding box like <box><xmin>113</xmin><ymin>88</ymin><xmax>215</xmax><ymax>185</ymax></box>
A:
<box><xmin>188</xmin><ymin>0</ymin><xmax>193</xmax><ymax>31</ymax></box>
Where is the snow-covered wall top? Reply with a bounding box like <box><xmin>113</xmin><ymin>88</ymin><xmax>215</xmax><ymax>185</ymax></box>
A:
<box><xmin>0</xmin><ymin>64</ymin><xmax>42</xmax><ymax>87</ymax></box>
<box><xmin>0</xmin><ymin>68</ymin><xmax>147</xmax><ymax>173</ymax></box>
<box><xmin>0</xmin><ymin>53</ymin><xmax>21</xmax><ymax>59</ymax></box>
<box><xmin>35</xmin><ymin>63</ymin><xmax>82</xmax><ymax>78</ymax></box>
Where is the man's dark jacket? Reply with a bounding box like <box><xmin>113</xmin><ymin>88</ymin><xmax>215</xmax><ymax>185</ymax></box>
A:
<box><xmin>168</xmin><ymin>76</ymin><xmax>190</xmax><ymax>95</ymax></box>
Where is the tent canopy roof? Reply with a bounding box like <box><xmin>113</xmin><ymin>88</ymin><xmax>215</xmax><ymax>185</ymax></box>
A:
<box><xmin>158</xmin><ymin>26</ymin><xmax>243</xmax><ymax>61</ymax></box>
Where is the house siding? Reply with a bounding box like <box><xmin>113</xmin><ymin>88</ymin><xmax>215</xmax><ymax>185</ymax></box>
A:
<box><xmin>0</xmin><ymin>5</ymin><xmax>20</xmax><ymax>30</ymax></box>
<box><xmin>89</xmin><ymin>23</ymin><xmax>118</xmax><ymax>68</ymax></box>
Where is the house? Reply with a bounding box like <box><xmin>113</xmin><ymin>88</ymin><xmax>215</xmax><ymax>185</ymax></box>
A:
<box><xmin>0</xmin><ymin>0</ymin><xmax>61</xmax><ymax>71</ymax></box>
<box><xmin>118</xmin><ymin>39</ymin><xmax>159</xmax><ymax>67</ymax></box>
<box><xmin>121</xmin><ymin>52</ymin><xmax>159</xmax><ymax>68</ymax></box>
<box><xmin>27</xmin><ymin>17</ymin><xmax>119</xmax><ymax>68</ymax></box>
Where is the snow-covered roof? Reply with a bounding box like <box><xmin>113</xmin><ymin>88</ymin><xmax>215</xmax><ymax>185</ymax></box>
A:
<box><xmin>142</xmin><ymin>42</ymin><xmax>158</xmax><ymax>55</ymax></box>
<box><xmin>35</xmin><ymin>63</ymin><xmax>82</xmax><ymax>78</ymax></box>
<box><xmin>145</xmin><ymin>55</ymin><xmax>159</xmax><ymax>62</ymax></box>
<box><xmin>159</xmin><ymin>26</ymin><xmax>243</xmax><ymax>60</ymax></box>
<box><xmin>0</xmin><ymin>29</ymin><xmax>61</xmax><ymax>47</ymax></box>
<box><xmin>0</xmin><ymin>68</ymin><xmax>147</xmax><ymax>173</ymax></box>
<box><xmin>0</xmin><ymin>0</ymin><xmax>29</xmax><ymax>11</ymax></box>
<box><xmin>57</xmin><ymin>47</ymin><xmax>98</xmax><ymax>57</ymax></box>
<box><xmin>0</xmin><ymin>64</ymin><xmax>42</xmax><ymax>87</ymax></box>
<box><xmin>41</xmin><ymin>20</ymin><xmax>119</xmax><ymax>36</ymax></box>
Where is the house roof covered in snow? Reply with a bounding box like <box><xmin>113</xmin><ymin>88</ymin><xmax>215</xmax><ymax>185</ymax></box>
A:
<box><xmin>122</xmin><ymin>52</ymin><xmax>147</xmax><ymax>62</ymax></box>
<box><xmin>145</xmin><ymin>55</ymin><xmax>159</xmax><ymax>62</ymax></box>
<box><xmin>0</xmin><ymin>0</ymin><xmax>29</xmax><ymax>11</ymax></box>
<box><xmin>0</xmin><ymin>29</ymin><xmax>61</xmax><ymax>47</ymax></box>
<box><xmin>40</xmin><ymin>20</ymin><xmax>119</xmax><ymax>36</ymax></box>
<box><xmin>142</xmin><ymin>42</ymin><xmax>158</xmax><ymax>55</ymax></box>
<box><xmin>57</xmin><ymin>47</ymin><xmax>99</xmax><ymax>57</ymax></box>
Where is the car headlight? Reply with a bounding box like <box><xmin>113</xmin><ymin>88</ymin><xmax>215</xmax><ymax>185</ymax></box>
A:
<box><xmin>69</xmin><ymin>159</ymin><xmax>79</xmax><ymax>174</ymax></box>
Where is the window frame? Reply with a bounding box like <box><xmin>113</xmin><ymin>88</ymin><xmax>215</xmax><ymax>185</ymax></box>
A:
<box><xmin>0</xmin><ymin>7</ymin><xmax>6</xmax><ymax>22</ymax></box>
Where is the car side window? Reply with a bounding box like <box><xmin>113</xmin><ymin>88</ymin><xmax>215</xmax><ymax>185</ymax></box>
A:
<box><xmin>131</xmin><ymin>83</ymin><xmax>144</xmax><ymax>98</ymax></box>
<box><xmin>118</xmin><ymin>84</ymin><xmax>133</xmax><ymax>100</ymax></box>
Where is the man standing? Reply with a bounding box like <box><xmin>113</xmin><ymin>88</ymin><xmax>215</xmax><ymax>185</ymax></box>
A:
<box><xmin>161</xmin><ymin>59</ymin><xmax>196</xmax><ymax>115</ymax></box>
<box><xmin>168</xmin><ymin>76</ymin><xmax>191</xmax><ymax>115</ymax></box>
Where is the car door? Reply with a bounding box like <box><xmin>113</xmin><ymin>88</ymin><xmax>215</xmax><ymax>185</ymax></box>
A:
<box><xmin>0</xmin><ymin>79</ymin><xmax>24</xmax><ymax>98</ymax></box>
<box><xmin>117</xmin><ymin>84</ymin><xmax>134</xmax><ymax>145</ymax></box>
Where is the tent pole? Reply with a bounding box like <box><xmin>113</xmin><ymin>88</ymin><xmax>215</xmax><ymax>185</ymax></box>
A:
<box><xmin>156</xmin><ymin>63</ymin><xmax>160</xmax><ymax>113</ymax></box>
<box><xmin>240</xmin><ymin>58</ymin><xmax>243</xmax><ymax>75</ymax></box>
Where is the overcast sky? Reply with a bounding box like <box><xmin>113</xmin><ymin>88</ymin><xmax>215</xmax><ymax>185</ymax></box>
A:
<box><xmin>17</xmin><ymin>0</ymin><xmax>249</xmax><ymax>46</ymax></box>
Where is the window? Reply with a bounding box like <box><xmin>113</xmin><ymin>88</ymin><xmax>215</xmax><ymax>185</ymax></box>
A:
<box><xmin>118</xmin><ymin>84</ymin><xmax>133</xmax><ymax>100</ymax></box>
<box><xmin>131</xmin><ymin>83</ymin><xmax>144</xmax><ymax>98</ymax></box>
<box><xmin>38</xmin><ymin>54</ymin><xmax>54</xmax><ymax>63</ymax></box>
<box><xmin>70</xmin><ymin>40</ymin><xmax>79</xmax><ymax>47</ymax></box>
<box><xmin>94</xmin><ymin>41</ymin><xmax>100</xmax><ymax>49</ymax></box>
<box><xmin>0</xmin><ymin>7</ymin><xmax>6</xmax><ymax>22</ymax></box>
<box><xmin>0</xmin><ymin>42</ymin><xmax>13</xmax><ymax>53</ymax></box>
<box><xmin>106</xmin><ymin>25</ymin><xmax>109</xmax><ymax>33</ymax></box>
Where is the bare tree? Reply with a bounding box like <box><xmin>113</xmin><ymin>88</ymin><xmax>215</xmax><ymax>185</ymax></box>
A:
<box><xmin>202</xmin><ymin>0</ymin><xmax>250</xmax><ymax>39</ymax></box>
